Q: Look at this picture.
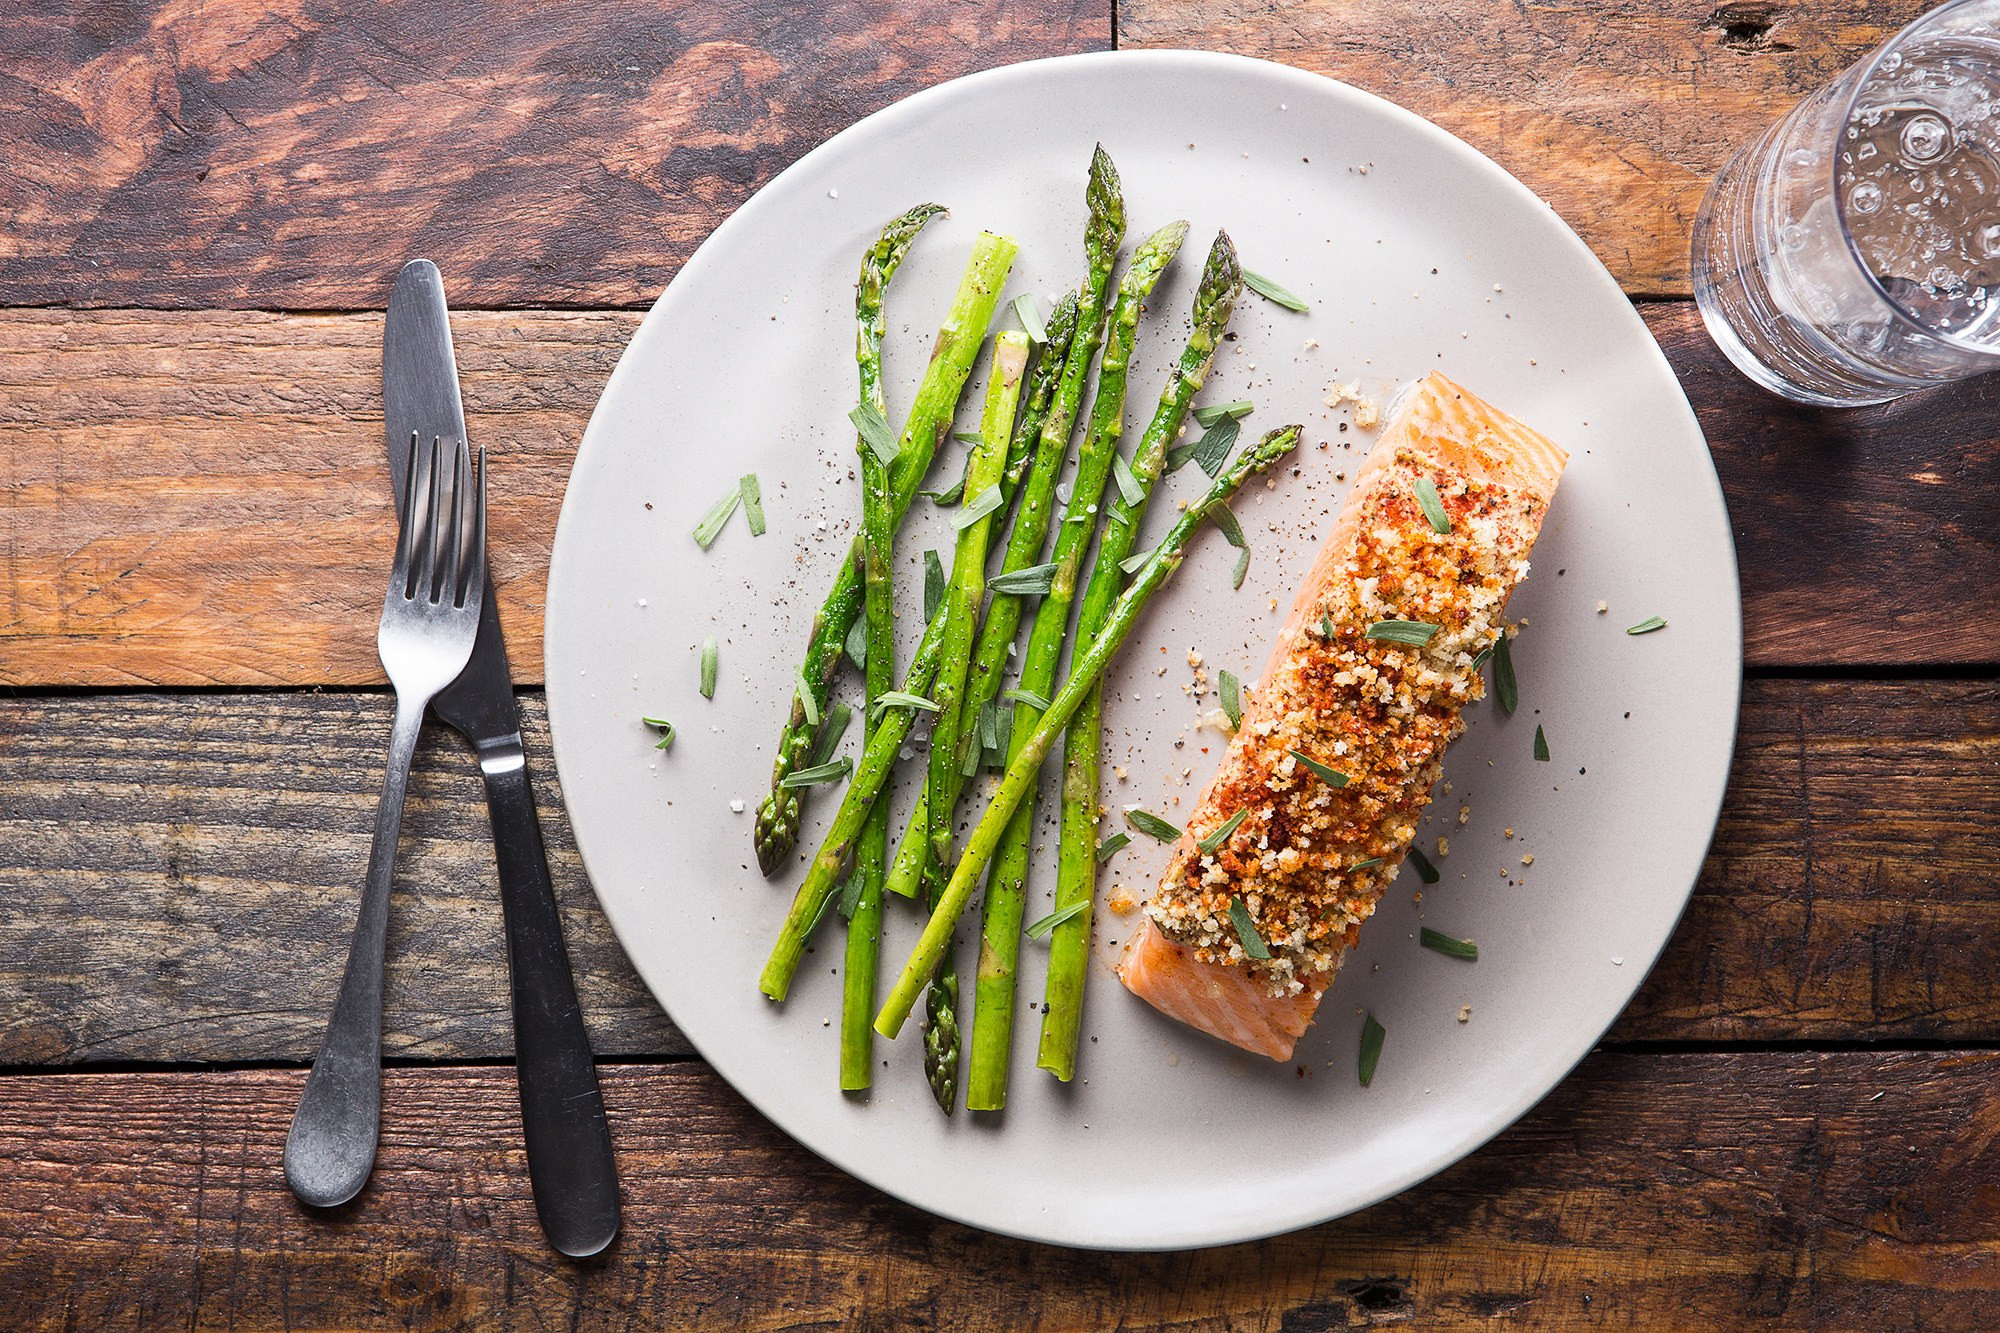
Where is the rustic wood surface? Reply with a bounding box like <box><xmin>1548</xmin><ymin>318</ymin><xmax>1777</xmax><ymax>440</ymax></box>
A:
<box><xmin>0</xmin><ymin>2</ymin><xmax>1932</xmax><ymax>305</ymax></box>
<box><xmin>2</xmin><ymin>1054</ymin><xmax>1996</xmax><ymax>1330</ymax></box>
<box><xmin>6</xmin><ymin>304</ymin><xmax>1999</xmax><ymax>686</ymax></box>
<box><xmin>1</xmin><ymin>679</ymin><xmax>1995</xmax><ymax>1068</ymax></box>
<box><xmin>6</xmin><ymin>0</ymin><xmax>1998</xmax><ymax>1327</ymax></box>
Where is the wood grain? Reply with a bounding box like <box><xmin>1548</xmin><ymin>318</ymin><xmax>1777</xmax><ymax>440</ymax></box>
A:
<box><xmin>1</xmin><ymin>1053</ymin><xmax>1996</xmax><ymax>1329</ymax></box>
<box><xmin>2</xmin><ymin>680</ymin><xmax>1994</xmax><ymax>1066</ymax></box>
<box><xmin>0</xmin><ymin>0</ymin><xmax>1107</xmax><ymax>309</ymax></box>
<box><xmin>1121</xmin><ymin>0</ymin><xmax>1927</xmax><ymax>296</ymax></box>
<box><xmin>5</xmin><ymin>306</ymin><xmax>1999</xmax><ymax>686</ymax></box>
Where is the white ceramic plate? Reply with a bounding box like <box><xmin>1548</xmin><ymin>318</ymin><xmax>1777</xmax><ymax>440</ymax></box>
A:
<box><xmin>544</xmin><ymin>50</ymin><xmax>1740</xmax><ymax>1250</ymax></box>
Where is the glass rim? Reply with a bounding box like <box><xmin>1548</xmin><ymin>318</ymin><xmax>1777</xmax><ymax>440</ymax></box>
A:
<box><xmin>1830</xmin><ymin>0</ymin><xmax>2000</xmax><ymax>357</ymax></box>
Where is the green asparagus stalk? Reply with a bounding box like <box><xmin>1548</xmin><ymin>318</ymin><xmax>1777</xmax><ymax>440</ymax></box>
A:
<box><xmin>957</xmin><ymin>218</ymin><xmax>1189</xmax><ymax>1109</ymax></box>
<box><xmin>1038</xmin><ymin>231</ymin><xmax>1243</xmax><ymax>1082</ymax></box>
<box><xmin>838</xmin><ymin>205</ymin><xmax>941</xmax><ymax>1092</ymax></box>
<box><xmin>916</xmin><ymin>331</ymin><xmax>1031</xmax><ymax>1113</ymax></box>
<box><xmin>876</xmin><ymin>426</ymin><xmax>1307</xmax><ymax>1037</ymax></box>
<box><xmin>755</xmin><ymin>229</ymin><xmax>1019</xmax><ymax>876</ymax></box>
<box><xmin>881</xmin><ymin>291</ymin><xmax>1084</xmax><ymax>904</ymax></box>
<box><xmin>883</xmin><ymin>150</ymin><xmax>1126</xmax><ymax>903</ymax></box>
<box><xmin>761</xmin><ymin>633</ymin><xmax>944</xmax><ymax>1000</ymax></box>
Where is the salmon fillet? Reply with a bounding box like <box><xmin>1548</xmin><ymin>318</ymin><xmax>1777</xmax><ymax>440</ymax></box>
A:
<box><xmin>1118</xmin><ymin>373</ymin><xmax>1567</xmax><ymax>1061</ymax></box>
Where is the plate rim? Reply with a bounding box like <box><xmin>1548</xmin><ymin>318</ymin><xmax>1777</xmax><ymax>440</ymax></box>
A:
<box><xmin>544</xmin><ymin>46</ymin><xmax>1743</xmax><ymax>1250</ymax></box>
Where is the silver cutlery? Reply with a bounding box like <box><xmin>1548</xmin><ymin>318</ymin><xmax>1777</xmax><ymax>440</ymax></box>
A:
<box><xmin>380</xmin><ymin>260</ymin><xmax>620</xmax><ymax>1257</ymax></box>
<box><xmin>286</xmin><ymin>432</ymin><xmax>486</xmax><ymax>1209</ymax></box>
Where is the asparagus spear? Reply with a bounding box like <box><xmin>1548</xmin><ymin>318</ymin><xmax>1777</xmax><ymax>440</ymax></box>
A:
<box><xmin>883</xmin><ymin>149</ymin><xmax>1126</xmax><ymax>903</ymax></box>
<box><xmin>881</xmin><ymin>292</ymin><xmax>1085</xmax><ymax>904</ymax></box>
<box><xmin>916</xmin><ymin>331</ymin><xmax>1031</xmax><ymax>1112</ymax></box>
<box><xmin>1037</xmin><ymin>232</ymin><xmax>1244</xmax><ymax>1082</ymax></box>
<box><xmin>877</xmin><ymin>425</ymin><xmax>1306</xmax><ymax>1038</ymax></box>
<box><xmin>760</xmin><ymin>611</ymin><xmax>949</xmax><ymax>1002</ymax></box>
<box><xmin>838</xmin><ymin>205</ymin><xmax>942</xmax><ymax>1092</ymax></box>
<box><xmin>754</xmin><ymin>230</ymin><xmax>1019</xmax><ymax>876</ymax></box>
<box><xmin>957</xmin><ymin>218</ymin><xmax>1190</xmax><ymax>1110</ymax></box>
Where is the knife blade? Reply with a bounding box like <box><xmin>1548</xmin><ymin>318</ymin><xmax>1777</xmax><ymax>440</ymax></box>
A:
<box><xmin>385</xmin><ymin>260</ymin><xmax>620</xmax><ymax>1258</ymax></box>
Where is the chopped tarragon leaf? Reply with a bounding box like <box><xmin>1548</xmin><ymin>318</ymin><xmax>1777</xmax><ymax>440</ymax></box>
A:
<box><xmin>1494</xmin><ymin>630</ymin><xmax>1519</xmax><ymax>714</ymax></box>
<box><xmin>1244</xmin><ymin>269</ymin><xmax>1311</xmax><ymax>312</ymax></box>
<box><xmin>1111</xmin><ymin>450</ymin><xmax>1146</xmax><ymax>509</ymax></box>
<box><xmin>1348</xmin><ymin>857</ymin><xmax>1383</xmax><ymax>873</ymax></box>
<box><xmin>987</xmin><ymin>703</ymin><xmax>1013</xmax><ymax>768</ymax></box>
<box><xmin>692</xmin><ymin>486</ymin><xmax>741</xmax><ymax>550</ymax></box>
<box><xmin>979</xmin><ymin>700</ymin><xmax>1002</xmax><ymax>752</ymax></box>
<box><xmin>1198</xmin><ymin>808</ymin><xmax>1249</xmax><ymax>854</ymax></box>
<box><xmin>808</xmin><ymin>703</ymin><xmax>852</xmax><ymax>767</ymax></box>
<box><xmin>1002</xmin><ymin>687</ymin><xmax>1052</xmax><ymax>712</ymax></box>
<box><xmin>960</xmin><ymin>723</ymin><xmax>983</xmax><ymax>777</ymax></box>
<box><xmin>779</xmin><ymin>756</ymin><xmax>852</xmax><ymax>789</ymax></box>
<box><xmin>1627</xmin><ymin>615</ymin><xmax>1668</xmax><ymax>635</ymax></box>
<box><xmin>738</xmin><ymin>474</ymin><xmax>767</xmax><ymax>536</ymax></box>
<box><xmin>869</xmin><ymin>690</ymin><xmax>938</xmax><ymax>721</ymax></box>
<box><xmin>1358</xmin><ymin>1012</ymin><xmax>1386</xmax><ymax>1086</ymax></box>
<box><xmin>1365</xmin><ymin>619</ymin><xmax>1440</xmax><ymax>646</ymax></box>
<box><xmin>1025</xmin><ymin>899</ymin><xmax>1088</xmax><ymax>939</ymax></box>
<box><xmin>1227</xmin><ymin>896</ymin><xmax>1272</xmax><ymax>960</ymax></box>
<box><xmin>1207</xmin><ymin>501</ymin><xmax>1251</xmax><ymax>589</ymax></box>
<box><xmin>988</xmin><ymin>562</ymin><xmax>1057</xmax><ymax>596</ymax></box>
<box><xmin>849</xmin><ymin>402</ymin><xmax>899</xmax><ymax>464</ymax></box>
<box><xmin>1095</xmin><ymin>832</ymin><xmax>1131</xmax><ymax>862</ymax></box>
<box><xmin>1420</xmin><ymin>927</ymin><xmax>1479</xmax><ymax>960</ymax></box>
<box><xmin>1406</xmin><ymin>845</ymin><xmax>1441</xmax><ymax>884</ymax></box>
<box><xmin>1119</xmin><ymin>545</ymin><xmax>1157</xmax><ymax>576</ymax></box>
<box><xmin>836</xmin><ymin>869</ymin><xmax>865</xmax><ymax>922</ymax></box>
<box><xmin>1164</xmin><ymin>439</ymin><xmax>1199</xmax><ymax>472</ymax></box>
<box><xmin>1290</xmin><ymin>750</ymin><xmax>1349</xmax><ymax>786</ymax></box>
<box><xmin>796</xmin><ymin>664</ymin><xmax>818</xmax><ymax>727</ymax></box>
<box><xmin>921</xmin><ymin>463</ymin><xmax>969</xmax><ymax>506</ymax></box>
<box><xmin>951</xmin><ymin>430</ymin><xmax>983</xmax><ymax>445</ymax></box>
<box><xmin>641</xmin><ymin>716</ymin><xmax>675</xmax><ymax>750</ymax></box>
<box><xmin>1321</xmin><ymin>611</ymin><xmax>1337</xmax><ymax>640</ymax></box>
<box><xmin>700</xmin><ymin>636</ymin><xmax>719</xmax><ymax>699</ymax></box>
<box><xmin>952</xmin><ymin>483</ymin><xmax>1003</xmax><ymax>530</ymax></box>
<box><xmin>1414</xmin><ymin>475</ymin><xmax>1449</xmax><ymax>534</ymax></box>
<box><xmin>1471</xmin><ymin>643</ymin><xmax>1495</xmax><ymax>671</ymax></box>
<box><xmin>1534</xmin><ymin>724</ymin><xmax>1550</xmax><ymax>761</ymax></box>
<box><xmin>1193</xmin><ymin>399</ymin><xmax>1254</xmax><ymax>428</ymax></box>
<box><xmin>1124</xmin><ymin>807</ymin><xmax>1182</xmax><ymax>842</ymax></box>
<box><xmin>1013</xmin><ymin>292</ymin><xmax>1047</xmax><ymax>343</ymax></box>
<box><xmin>844</xmin><ymin>616</ymin><xmax>867</xmax><ymax>671</ymax></box>
<box><xmin>1220</xmin><ymin>669</ymin><xmax>1243</xmax><ymax>729</ymax></box>
<box><xmin>1190</xmin><ymin>414</ymin><xmax>1241</xmax><ymax>477</ymax></box>
<box><xmin>923</xmin><ymin>549</ymin><xmax>944</xmax><ymax>622</ymax></box>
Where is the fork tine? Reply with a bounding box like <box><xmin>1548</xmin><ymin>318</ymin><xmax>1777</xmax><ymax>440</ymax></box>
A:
<box><xmin>438</xmin><ymin>439</ymin><xmax>469</xmax><ymax>609</ymax></box>
<box><xmin>426</xmin><ymin>435</ymin><xmax>452</xmax><ymax>604</ymax></box>
<box><xmin>399</xmin><ymin>431</ymin><xmax>435</xmax><ymax>601</ymax></box>
<box><xmin>462</xmin><ymin>443</ymin><xmax>487</xmax><ymax>610</ymax></box>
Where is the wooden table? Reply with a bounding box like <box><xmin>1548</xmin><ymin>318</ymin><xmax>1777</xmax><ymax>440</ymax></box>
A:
<box><xmin>5</xmin><ymin>2</ymin><xmax>1997</xmax><ymax>1327</ymax></box>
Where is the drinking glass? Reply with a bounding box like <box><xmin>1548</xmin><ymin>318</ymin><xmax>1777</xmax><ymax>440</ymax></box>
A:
<box><xmin>1692</xmin><ymin>0</ymin><xmax>2000</xmax><ymax>405</ymax></box>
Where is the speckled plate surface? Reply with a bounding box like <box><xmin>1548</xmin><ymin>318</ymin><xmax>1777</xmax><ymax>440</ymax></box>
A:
<box><xmin>544</xmin><ymin>50</ymin><xmax>1740</xmax><ymax>1250</ymax></box>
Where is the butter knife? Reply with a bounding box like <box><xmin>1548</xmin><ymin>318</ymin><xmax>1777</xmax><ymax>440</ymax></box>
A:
<box><xmin>384</xmin><ymin>260</ymin><xmax>620</xmax><ymax>1257</ymax></box>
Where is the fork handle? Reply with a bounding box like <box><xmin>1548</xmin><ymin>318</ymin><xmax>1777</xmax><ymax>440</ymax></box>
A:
<box><xmin>480</xmin><ymin>746</ymin><xmax>621</xmax><ymax>1257</ymax></box>
<box><xmin>285</xmin><ymin>692</ymin><xmax>426</xmax><ymax>1209</ymax></box>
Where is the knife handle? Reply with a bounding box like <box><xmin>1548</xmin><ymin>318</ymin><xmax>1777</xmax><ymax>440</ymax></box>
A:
<box><xmin>479</xmin><ymin>745</ymin><xmax>621</xmax><ymax>1258</ymax></box>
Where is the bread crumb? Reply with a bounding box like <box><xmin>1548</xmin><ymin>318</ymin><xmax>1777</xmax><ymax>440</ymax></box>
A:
<box><xmin>1436</xmin><ymin>836</ymin><xmax>1450</xmax><ymax>857</ymax></box>
<box><xmin>1113</xmin><ymin>765</ymin><xmax>1129</xmax><ymax>781</ymax></box>
<box><xmin>1108</xmin><ymin>888</ymin><xmax>1136</xmax><ymax>914</ymax></box>
<box><xmin>1521</xmin><ymin>853</ymin><xmax>1535</xmax><ymax>866</ymax></box>
<box><xmin>1504</xmin><ymin>827</ymin><xmax>1515</xmax><ymax>839</ymax></box>
<box><xmin>1458</xmin><ymin>805</ymin><xmax>1470</xmax><ymax>826</ymax></box>
<box><xmin>1597</xmin><ymin>600</ymin><xmax>1609</xmax><ymax>614</ymax></box>
<box><xmin>1458</xmin><ymin>1005</ymin><xmax>1473</xmax><ymax>1023</ymax></box>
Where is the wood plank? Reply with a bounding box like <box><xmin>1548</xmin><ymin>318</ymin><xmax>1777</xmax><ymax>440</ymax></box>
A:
<box><xmin>2</xmin><ymin>680</ymin><xmax>1994</xmax><ymax>1066</ymax></box>
<box><xmin>11</xmin><ymin>308</ymin><xmax>2000</xmax><ymax>684</ymax></box>
<box><xmin>0</xmin><ymin>0</ymin><xmax>1107</xmax><ymax>309</ymax></box>
<box><xmin>1122</xmin><ymin>0</ymin><xmax>1926</xmax><ymax>297</ymax></box>
<box><xmin>0</xmin><ymin>1053</ymin><xmax>1996</xmax><ymax>1328</ymax></box>
<box><xmin>5</xmin><ymin>305</ymin><xmax>1999</xmax><ymax>686</ymax></box>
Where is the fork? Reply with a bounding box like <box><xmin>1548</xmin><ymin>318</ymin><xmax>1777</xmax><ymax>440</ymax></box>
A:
<box><xmin>285</xmin><ymin>433</ymin><xmax>486</xmax><ymax>1209</ymax></box>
